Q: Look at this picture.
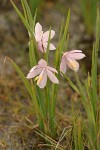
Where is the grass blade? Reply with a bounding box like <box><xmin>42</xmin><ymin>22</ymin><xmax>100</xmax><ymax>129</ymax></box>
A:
<box><xmin>10</xmin><ymin>0</ymin><xmax>33</xmax><ymax>36</ymax></box>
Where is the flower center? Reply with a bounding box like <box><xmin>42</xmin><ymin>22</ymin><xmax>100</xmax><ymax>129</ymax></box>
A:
<box><xmin>69</xmin><ymin>61</ymin><xmax>77</xmax><ymax>70</ymax></box>
<box><xmin>34</xmin><ymin>76</ymin><xmax>43</xmax><ymax>85</ymax></box>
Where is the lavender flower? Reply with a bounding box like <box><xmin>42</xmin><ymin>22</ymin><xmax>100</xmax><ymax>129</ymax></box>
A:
<box><xmin>35</xmin><ymin>22</ymin><xmax>56</xmax><ymax>53</ymax></box>
<box><xmin>27</xmin><ymin>59</ymin><xmax>59</xmax><ymax>88</ymax></box>
<box><xmin>60</xmin><ymin>50</ymin><xmax>86</xmax><ymax>73</ymax></box>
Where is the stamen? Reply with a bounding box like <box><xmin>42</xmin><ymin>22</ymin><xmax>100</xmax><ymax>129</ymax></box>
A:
<box><xmin>37</xmin><ymin>76</ymin><xmax>43</xmax><ymax>85</ymax></box>
<box><xmin>69</xmin><ymin>61</ymin><xmax>77</xmax><ymax>70</ymax></box>
<box><xmin>34</xmin><ymin>76</ymin><xmax>39</xmax><ymax>81</ymax></box>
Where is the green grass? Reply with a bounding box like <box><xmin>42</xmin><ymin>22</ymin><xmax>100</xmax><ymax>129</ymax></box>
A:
<box><xmin>79</xmin><ymin>0</ymin><xmax>99</xmax><ymax>36</ymax></box>
<box><xmin>7</xmin><ymin>0</ymin><xmax>100</xmax><ymax>149</ymax></box>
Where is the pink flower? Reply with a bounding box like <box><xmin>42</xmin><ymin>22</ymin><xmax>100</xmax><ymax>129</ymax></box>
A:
<box><xmin>27</xmin><ymin>59</ymin><xmax>59</xmax><ymax>88</ymax></box>
<box><xmin>60</xmin><ymin>50</ymin><xmax>86</xmax><ymax>73</ymax></box>
<box><xmin>35</xmin><ymin>22</ymin><xmax>56</xmax><ymax>53</ymax></box>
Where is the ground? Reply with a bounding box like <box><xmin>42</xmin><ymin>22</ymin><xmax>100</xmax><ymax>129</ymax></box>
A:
<box><xmin>0</xmin><ymin>0</ymin><xmax>98</xmax><ymax>149</ymax></box>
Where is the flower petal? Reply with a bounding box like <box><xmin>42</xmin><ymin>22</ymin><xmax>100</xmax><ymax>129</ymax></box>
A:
<box><xmin>60</xmin><ymin>57</ymin><xmax>67</xmax><ymax>73</ymax></box>
<box><xmin>67</xmin><ymin>58</ymin><xmax>79</xmax><ymax>72</ymax></box>
<box><xmin>27</xmin><ymin>68</ymin><xmax>42</xmax><ymax>79</ymax></box>
<box><xmin>35</xmin><ymin>22</ymin><xmax>43</xmax><ymax>41</ymax></box>
<box><xmin>37</xmin><ymin>41</ymin><xmax>44</xmax><ymax>53</ymax></box>
<box><xmin>47</xmin><ymin>69</ymin><xmax>59</xmax><ymax>84</ymax></box>
<box><xmin>47</xmin><ymin>66</ymin><xmax>58</xmax><ymax>73</ymax></box>
<box><xmin>29</xmin><ymin>64</ymin><xmax>41</xmax><ymax>72</ymax></box>
<box><xmin>43</xmin><ymin>42</ymin><xmax>56</xmax><ymax>51</ymax></box>
<box><xmin>49</xmin><ymin>43</ymin><xmax>56</xmax><ymax>50</ymax></box>
<box><xmin>68</xmin><ymin>52</ymin><xmax>86</xmax><ymax>60</ymax></box>
<box><xmin>30</xmin><ymin>66</ymin><xmax>37</xmax><ymax>72</ymax></box>
<box><xmin>37</xmin><ymin>70</ymin><xmax>47</xmax><ymax>88</ymax></box>
<box><xmin>43</xmin><ymin>30</ymin><xmax>55</xmax><ymax>42</ymax></box>
<box><xmin>43</xmin><ymin>42</ymin><xmax>48</xmax><ymax>50</ymax></box>
<box><xmin>69</xmin><ymin>50</ymin><xmax>82</xmax><ymax>53</ymax></box>
<box><xmin>43</xmin><ymin>42</ymin><xmax>49</xmax><ymax>53</ymax></box>
<box><xmin>38</xmin><ymin>59</ymin><xmax>47</xmax><ymax>67</ymax></box>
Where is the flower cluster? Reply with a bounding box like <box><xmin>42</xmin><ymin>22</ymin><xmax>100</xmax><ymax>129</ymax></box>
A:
<box><xmin>27</xmin><ymin>22</ymin><xmax>85</xmax><ymax>88</ymax></box>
